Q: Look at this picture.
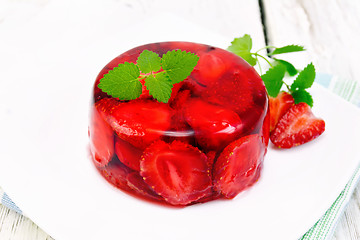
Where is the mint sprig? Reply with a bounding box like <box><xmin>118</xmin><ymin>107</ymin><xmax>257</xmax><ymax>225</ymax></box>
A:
<box><xmin>98</xmin><ymin>49</ymin><xmax>199</xmax><ymax>103</ymax></box>
<box><xmin>228</xmin><ymin>34</ymin><xmax>316</xmax><ymax>107</ymax></box>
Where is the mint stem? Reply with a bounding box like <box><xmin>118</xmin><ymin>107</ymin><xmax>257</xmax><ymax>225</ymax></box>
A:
<box><xmin>253</xmin><ymin>53</ymin><xmax>274</xmax><ymax>68</ymax></box>
<box><xmin>255</xmin><ymin>45</ymin><xmax>276</xmax><ymax>54</ymax></box>
<box><xmin>256</xmin><ymin>55</ymin><xmax>263</xmax><ymax>75</ymax></box>
<box><xmin>284</xmin><ymin>82</ymin><xmax>291</xmax><ymax>92</ymax></box>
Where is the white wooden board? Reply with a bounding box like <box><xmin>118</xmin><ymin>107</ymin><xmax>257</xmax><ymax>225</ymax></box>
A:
<box><xmin>262</xmin><ymin>1</ymin><xmax>360</xmax><ymax>239</ymax></box>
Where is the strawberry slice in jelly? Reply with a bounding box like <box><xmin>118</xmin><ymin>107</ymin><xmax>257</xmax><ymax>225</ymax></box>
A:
<box><xmin>213</xmin><ymin>134</ymin><xmax>265</xmax><ymax>199</ymax></box>
<box><xmin>99</xmin><ymin>160</ymin><xmax>133</xmax><ymax>192</ymax></box>
<box><xmin>169</xmin><ymin>88</ymin><xmax>192</xmax><ymax>110</ymax></box>
<box><xmin>205</xmin><ymin>151</ymin><xmax>217</xmax><ymax>167</ymax></box>
<box><xmin>140</xmin><ymin>140</ymin><xmax>212</xmax><ymax>205</ymax></box>
<box><xmin>167</xmin><ymin>82</ymin><xmax>186</xmax><ymax>106</ymax></box>
<box><xmin>127</xmin><ymin>172</ymin><xmax>163</xmax><ymax>201</ymax></box>
<box><xmin>260</xmin><ymin>106</ymin><xmax>270</xmax><ymax>148</ymax></box>
<box><xmin>191</xmin><ymin>48</ymin><xmax>231</xmax><ymax>88</ymax></box>
<box><xmin>202</xmin><ymin>70</ymin><xmax>255</xmax><ymax>115</ymax></box>
<box><xmin>184</xmin><ymin>98</ymin><xmax>243</xmax><ymax>150</ymax></box>
<box><xmin>95</xmin><ymin>98</ymin><xmax>173</xmax><ymax>149</ymax></box>
<box><xmin>115</xmin><ymin>137</ymin><xmax>143</xmax><ymax>171</ymax></box>
<box><xmin>89</xmin><ymin>105</ymin><xmax>114</xmax><ymax>167</ymax></box>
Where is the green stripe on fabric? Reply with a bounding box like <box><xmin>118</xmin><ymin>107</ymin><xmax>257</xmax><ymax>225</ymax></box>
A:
<box><xmin>301</xmin><ymin>166</ymin><xmax>360</xmax><ymax>240</ymax></box>
<box><xmin>301</xmin><ymin>74</ymin><xmax>360</xmax><ymax>240</ymax></box>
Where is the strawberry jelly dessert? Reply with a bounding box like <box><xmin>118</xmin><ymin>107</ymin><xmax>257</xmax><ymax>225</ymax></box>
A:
<box><xmin>89</xmin><ymin>42</ymin><xmax>269</xmax><ymax>206</ymax></box>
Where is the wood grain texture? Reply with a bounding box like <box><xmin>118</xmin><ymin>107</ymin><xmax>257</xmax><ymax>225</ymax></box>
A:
<box><xmin>262</xmin><ymin>0</ymin><xmax>360</xmax><ymax>239</ymax></box>
<box><xmin>262</xmin><ymin>0</ymin><xmax>360</xmax><ymax>80</ymax></box>
<box><xmin>0</xmin><ymin>204</ymin><xmax>53</xmax><ymax>240</ymax></box>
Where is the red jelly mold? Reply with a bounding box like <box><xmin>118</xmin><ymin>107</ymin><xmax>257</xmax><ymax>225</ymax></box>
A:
<box><xmin>89</xmin><ymin>42</ymin><xmax>269</xmax><ymax>206</ymax></box>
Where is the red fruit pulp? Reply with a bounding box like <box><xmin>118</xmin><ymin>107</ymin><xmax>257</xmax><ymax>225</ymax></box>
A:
<box><xmin>184</xmin><ymin>98</ymin><xmax>243</xmax><ymax>150</ymax></box>
<box><xmin>89</xmin><ymin>42</ymin><xmax>269</xmax><ymax>206</ymax></box>
<box><xmin>140</xmin><ymin>140</ymin><xmax>212</xmax><ymax>205</ymax></box>
<box><xmin>89</xmin><ymin>104</ymin><xmax>114</xmax><ymax>167</ymax></box>
<box><xmin>213</xmin><ymin>134</ymin><xmax>265</xmax><ymax>199</ymax></box>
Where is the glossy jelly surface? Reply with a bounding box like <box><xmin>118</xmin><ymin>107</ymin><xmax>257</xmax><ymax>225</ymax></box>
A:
<box><xmin>89</xmin><ymin>42</ymin><xmax>269</xmax><ymax>206</ymax></box>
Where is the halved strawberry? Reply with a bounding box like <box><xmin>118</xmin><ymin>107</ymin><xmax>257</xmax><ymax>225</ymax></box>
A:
<box><xmin>95</xmin><ymin>98</ymin><xmax>173</xmax><ymax>149</ymax></box>
<box><xmin>140</xmin><ymin>140</ymin><xmax>212</xmax><ymax>205</ymax></box>
<box><xmin>89</xmin><ymin>105</ymin><xmax>114</xmax><ymax>167</ymax></box>
<box><xmin>127</xmin><ymin>172</ymin><xmax>163</xmax><ymax>201</ymax></box>
<box><xmin>184</xmin><ymin>98</ymin><xmax>243</xmax><ymax>150</ymax></box>
<box><xmin>115</xmin><ymin>137</ymin><xmax>143</xmax><ymax>171</ymax></box>
<box><xmin>213</xmin><ymin>134</ymin><xmax>265</xmax><ymax>199</ymax></box>
<box><xmin>270</xmin><ymin>102</ymin><xmax>325</xmax><ymax>148</ymax></box>
<box><xmin>269</xmin><ymin>91</ymin><xmax>294</xmax><ymax>132</ymax></box>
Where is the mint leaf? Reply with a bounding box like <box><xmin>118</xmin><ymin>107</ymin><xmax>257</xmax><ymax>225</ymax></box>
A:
<box><xmin>137</xmin><ymin>50</ymin><xmax>161</xmax><ymax>74</ymax></box>
<box><xmin>290</xmin><ymin>62</ymin><xmax>316</xmax><ymax>91</ymax></box>
<box><xmin>98</xmin><ymin>62</ymin><xmax>142</xmax><ymax>100</ymax></box>
<box><xmin>240</xmin><ymin>52</ymin><xmax>257</xmax><ymax>66</ymax></box>
<box><xmin>292</xmin><ymin>89</ymin><xmax>313</xmax><ymax>107</ymax></box>
<box><xmin>145</xmin><ymin>72</ymin><xmax>172</xmax><ymax>103</ymax></box>
<box><xmin>161</xmin><ymin>50</ymin><xmax>199</xmax><ymax>84</ymax></box>
<box><xmin>269</xmin><ymin>45</ymin><xmax>305</xmax><ymax>56</ymax></box>
<box><xmin>227</xmin><ymin>34</ymin><xmax>253</xmax><ymax>53</ymax></box>
<box><xmin>274</xmin><ymin>58</ymin><xmax>298</xmax><ymax>76</ymax></box>
<box><xmin>227</xmin><ymin>34</ymin><xmax>256</xmax><ymax>66</ymax></box>
<box><xmin>261</xmin><ymin>64</ymin><xmax>286</xmax><ymax>97</ymax></box>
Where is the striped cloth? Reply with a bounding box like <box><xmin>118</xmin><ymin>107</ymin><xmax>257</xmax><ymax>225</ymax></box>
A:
<box><xmin>0</xmin><ymin>188</ymin><xmax>22</xmax><ymax>215</ymax></box>
<box><xmin>0</xmin><ymin>73</ymin><xmax>359</xmax><ymax>239</ymax></box>
<box><xmin>300</xmin><ymin>73</ymin><xmax>360</xmax><ymax>240</ymax></box>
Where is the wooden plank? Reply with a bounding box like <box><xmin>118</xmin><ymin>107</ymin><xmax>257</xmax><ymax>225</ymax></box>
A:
<box><xmin>0</xmin><ymin>204</ymin><xmax>53</xmax><ymax>240</ymax></box>
<box><xmin>262</xmin><ymin>0</ymin><xmax>360</xmax><ymax>81</ymax></box>
<box><xmin>262</xmin><ymin>0</ymin><xmax>360</xmax><ymax>239</ymax></box>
